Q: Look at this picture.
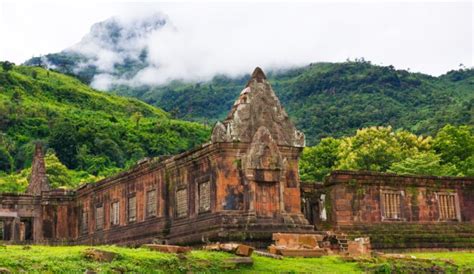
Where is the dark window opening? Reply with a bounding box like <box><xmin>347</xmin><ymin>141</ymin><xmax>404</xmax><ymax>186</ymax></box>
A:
<box><xmin>20</xmin><ymin>218</ymin><xmax>33</xmax><ymax>241</ymax></box>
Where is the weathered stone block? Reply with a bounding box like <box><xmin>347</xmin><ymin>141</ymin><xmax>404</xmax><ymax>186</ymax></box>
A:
<box><xmin>235</xmin><ymin>244</ymin><xmax>254</xmax><ymax>257</ymax></box>
<box><xmin>83</xmin><ymin>248</ymin><xmax>118</xmax><ymax>262</ymax></box>
<box><xmin>144</xmin><ymin>244</ymin><xmax>191</xmax><ymax>254</ymax></box>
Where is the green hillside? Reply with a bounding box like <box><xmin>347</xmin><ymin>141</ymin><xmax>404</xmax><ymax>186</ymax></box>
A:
<box><xmin>0</xmin><ymin>63</ymin><xmax>210</xmax><ymax>191</ymax></box>
<box><xmin>114</xmin><ymin>61</ymin><xmax>473</xmax><ymax>145</ymax></box>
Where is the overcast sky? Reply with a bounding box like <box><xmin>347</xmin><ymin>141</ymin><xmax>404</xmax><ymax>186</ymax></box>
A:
<box><xmin>0</xmin><ymin>0</ymin><xmax>472</xmax><ymax>78</ymax></box>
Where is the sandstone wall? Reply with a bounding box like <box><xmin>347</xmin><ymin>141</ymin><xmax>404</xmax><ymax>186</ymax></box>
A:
<box><xmin>302</xmin><ymin>171</ymin><xmax>474</xmax><ymax>250</ymax></box>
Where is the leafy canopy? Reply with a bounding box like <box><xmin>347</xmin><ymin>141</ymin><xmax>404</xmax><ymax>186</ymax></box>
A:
<box><xmin>300</xmin><ymin>125</ymin><xmax>473</xmax><ymax>181</ymax></box>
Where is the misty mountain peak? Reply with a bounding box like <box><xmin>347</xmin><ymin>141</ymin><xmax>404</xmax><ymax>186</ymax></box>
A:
<box><xmin>79</xmin><ymin>13</ymin><xmax>167</xmax><ymax>51</ymax></box>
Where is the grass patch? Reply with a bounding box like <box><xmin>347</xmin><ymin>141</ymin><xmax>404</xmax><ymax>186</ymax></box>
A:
<box><xmin>0</xmin><ymin>245</ymin><xmax>473</xmax><ymax>273</ymax></box>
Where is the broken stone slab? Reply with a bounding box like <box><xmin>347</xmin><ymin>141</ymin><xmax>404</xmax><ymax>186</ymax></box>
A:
<box><xmin>203</xmin><ymin>243</ymin><xmax>254</xmax><ymax>257</ymax></box>
<box><xmin>83</xmin><ymin>248</ymin><xmax>118</xmax><ymax>262</ymax></box>
<box><xmin>143</xmin><ymin>244</ymin><xmax>191</xmax><ymax>254</ymax></box>
<box><xmin>202</xmin><ymin>243</ymin><xmax>221</xmax><ymax>251</ymax></box>
<box><xmin>272</xmin><ymin>233</ymin><xmax>324</xmax><ymax>249</ymax></box>
<box><xmin>268</xmin><ymin>245</ymin><xmax>328</xmax><ymax>257</ymax></box>
<box><xmin>219</xmin><ymin>243</ymin><xmax>239</xmax><ymax>252</ymax></box>
<box><xmin>276</xmin><ymin>248</ymin><xmax>328</xmax><ymax>258</ymax></box>
<box><xmin>253</xmin><ymin>250</ymin><xmax>283</xmax><ymax>260</ymax></box>
<box><xmin>224</xmin><ymin>257</ymin><xmax>254</xmax><ymax>267</ymax></box>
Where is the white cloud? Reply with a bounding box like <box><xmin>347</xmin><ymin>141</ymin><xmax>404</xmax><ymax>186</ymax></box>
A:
<box><xmin>1</xmin><ymin>1</ymin><xmax>472</xmax><ymax>88</ymax></box>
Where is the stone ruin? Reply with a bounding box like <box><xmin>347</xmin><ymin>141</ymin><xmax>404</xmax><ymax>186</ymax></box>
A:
<box><xmin>0</xmin><ymin>67</ymin><xmax>472</xmax><ymax>254</ymax></box>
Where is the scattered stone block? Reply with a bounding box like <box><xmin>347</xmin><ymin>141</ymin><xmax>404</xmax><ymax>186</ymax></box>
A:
<box><xmin>277</xmin><ymin>248</ymin><xmax>327</xmax><ymax>257</ymax></box>
<box><xmin>219</xmin><ymin>243</ymin><xmax>239</xmax><ymax>252</ymax></box>
<box><xmin>83</xmin><ymin>248</ymin><xmax>118</xmax><ymax>262</ymax></box>
<box><xmin>272</xmin><ymin>233</ymin><xmax>324</xmax><ymax>249</ymax></box>
<box><xmin>234</xmin><ymin>244</ymin><xmax>254</xmax><ymax>257</ymax></box>
<box><xmin>224</xmin><ymin>257</ymin><xmax>254</xmax><ymax>267</ymax></box>
<box><xmin>347</xmin><ymin>237</ymin><xmax>371</xmax><ymax>256</ymax></box>
<box><xmin>268</xmin><ymin>245</ymin><xmax>279</xmax><ymax>255</ymax></box>
<box><xmin>203</xmin><ymin>243</ymin><xmax>254</xmax><ymax>257</ymax></box>
<box><xmin>202</xmin><ymin>243</ymin><xmax>221</xmax><ymax>251</ymax></box>
<box><xmin>143</xmin><ymin>244</ymin><xmax>191</xmax><ymax>254</ymax></box>
<box><xmin>253</xmin><ymin>250</ymin><xmax>283</xmax><ymax>259</ymax></box>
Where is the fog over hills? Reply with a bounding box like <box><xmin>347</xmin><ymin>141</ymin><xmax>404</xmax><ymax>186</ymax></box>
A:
<box><xmin>26</xmin><ymin>13</ymin><xmax>169</xmax><ymax>89</ymax></box>
<box><xmin>23</xmin><ymin>12</ymin><xmax>473</xmax><ymax>145</ymax></box>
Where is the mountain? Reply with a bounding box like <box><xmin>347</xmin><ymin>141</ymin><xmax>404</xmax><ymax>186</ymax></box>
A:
<box><xmin>0</xmin><ymin>63</ymin><xmax>209</xmax><ymax>190</ymax></box>
<box><xmin>25</xmin><ymin>13</ymin><xmax>167</xmax><ymax>88</ymax></box>
<box><xmin>115</xmin><ymin>61</ymin><xmax>473</xmax><ymax>145</ymax></box>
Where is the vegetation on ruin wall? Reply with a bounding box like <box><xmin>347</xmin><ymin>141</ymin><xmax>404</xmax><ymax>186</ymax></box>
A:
<box><xmin>111</xmin><ymin>60</ymin><xmax>473</xmax><ymax>145</ymax></box>
<box><xmin>0</xmin><ymin>64</ymin><xmax>210</xmax><ymax>192</ymax></box>
<box><xmin>0</xmin><ymin>245</ymin><xmax>473</xmax><ymax>273</ymax></box>
<box><xmin>300</xmin><ymin>125</ymin><xmax>474</xmax><ymax>181</ymax></box>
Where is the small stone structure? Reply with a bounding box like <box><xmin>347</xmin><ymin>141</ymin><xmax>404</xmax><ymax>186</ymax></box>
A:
<box><xmin>301</xmin><ymin>171</ymin><xmax>474</xmax><ymax>250</ymax></box>
<box><xmin>0</xmin><ymin>68</ymin><xmax>473</xmax><ymax>249</ymax></box>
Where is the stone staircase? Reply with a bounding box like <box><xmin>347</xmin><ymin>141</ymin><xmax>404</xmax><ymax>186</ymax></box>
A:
<box><xmin>335</xmin><ymin>234</ymin><xmax>348</xmax><ymax>252</ymax></box>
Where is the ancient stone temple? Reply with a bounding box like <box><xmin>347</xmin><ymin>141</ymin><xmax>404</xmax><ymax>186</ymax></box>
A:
<box><xmin>0</xmin><ymin>67</ymin><xmax>312</xmax><ymax>245</ymax></box>
<box><xmin>0</xmin><ymin>67</ymin><xmax>473</xmax><ymax>248</ymax></box>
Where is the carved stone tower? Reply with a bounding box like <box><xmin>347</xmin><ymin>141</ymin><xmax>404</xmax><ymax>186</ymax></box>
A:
<box><xmin>26</xmin><ymin>143</ymin><xmax>50</xmax><ymax>195</ymax></box>
<box><xmin>211</xmin><ymin>67</ymin><xmax>305</xmax><ymax>147</ymax></box>
<box><xmin>211</xmin><ymin>67</ymin><xmax>308</xmax><ymax>224</ymax></box>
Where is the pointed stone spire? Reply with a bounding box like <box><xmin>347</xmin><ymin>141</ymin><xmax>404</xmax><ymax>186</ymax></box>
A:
<box><xmin>247</xmin><ymin>67</ymin><xmax>267</xmax><ymax>84</ymax></box>
<box><xmin>211</xmin><ymin>67</ymin><xmax>305</xmax><ymax>147</ymax></box>
<box><xmin>26</xmin><ymin>143</ymin><xmax>50</xmax><ymax>195</ymax></box>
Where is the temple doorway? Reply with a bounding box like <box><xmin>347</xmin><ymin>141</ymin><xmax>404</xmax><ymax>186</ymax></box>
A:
<box><xmin>255</xmin><ymin>182</ymin><xmax>279</xmax><ymax>217</ymax></box>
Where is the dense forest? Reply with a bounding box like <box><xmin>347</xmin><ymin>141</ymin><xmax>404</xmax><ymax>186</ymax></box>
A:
<box><xmin>0</xmin><ymin>62</ymin><xmax>210</xmax><ymax>192</ymax></box>
<box><xmin>26</xmin><ymin>56</ymin><xmax>473</xmax><ymax>145</ymax></box>
<box><xmin>111</xmin><ymin>61</ymin><xmax>473</xmax><ymax>145</ymax></box>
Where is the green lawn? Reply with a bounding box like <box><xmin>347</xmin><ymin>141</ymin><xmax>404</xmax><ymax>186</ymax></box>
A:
<box><xmin>0</xmin><ymin>245</ymin><xmax>472</xmax><ymax>273</ymax></box>
<box><xmin>409</xmin><ymin>251</ymin><xmax>474</xmax><ymax>268</ymax></box>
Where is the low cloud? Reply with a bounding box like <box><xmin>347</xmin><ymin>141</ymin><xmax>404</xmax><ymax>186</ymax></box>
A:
<box><xmin>33</xmin><ymin>2</ymin><xmax>471</xmax><ymax>90</ymax></box>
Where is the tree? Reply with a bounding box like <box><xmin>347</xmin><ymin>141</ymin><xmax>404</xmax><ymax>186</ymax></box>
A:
<box><xmin>49</xmin><ymin>120</ymin><xmax>79</xmax><ymax>168</ymax></box>
<box><xmin>388</xmin><ymin>152</ymin><xmax>458</xmax><ymax>176</ymax></box>
<box><xmin>44</xmin><ymin>151</ymin><xmax>73</xmax><ymax>189</ymax></box>
<box><xmin>300</xmin><ymin>137</ymin><xmax>341</xmax><ymax>181</ymax></box>
<box><xmin>0</xmin><ymin>146</ymin><xmax>14</xmax><ymax>173</ymax></box>
<box><xmin>12</xmin><ymin>90</ymin><xmax>22</xmax><ymax>104</ymax></box>
<box><xmin>131</xmin><ymin>112</ymin><xmax>143</xmax><ymax>129</ymax></box>
<box><xmin>0</xmin><ymin>61</ymin><xmax>14</xmax><ymax>72</ymax></box>
<box><xmin>433</xmin><ymin>124</ymin><xmax>474</xmax><ymax>176</ymax></box>
<box><xmin>77</xmin><ymin>144</ymin><xmax>111</xmax><ymax>175</ymax></box>
<box><xmin>337</xmin><ymin>126</ymin><xmax>399</xmax><ymax>171</ymax></box>
<box><xmin>336</xmin><ymin>126</ymin><xmax>431</xmax><ymax>172</ymax></box>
